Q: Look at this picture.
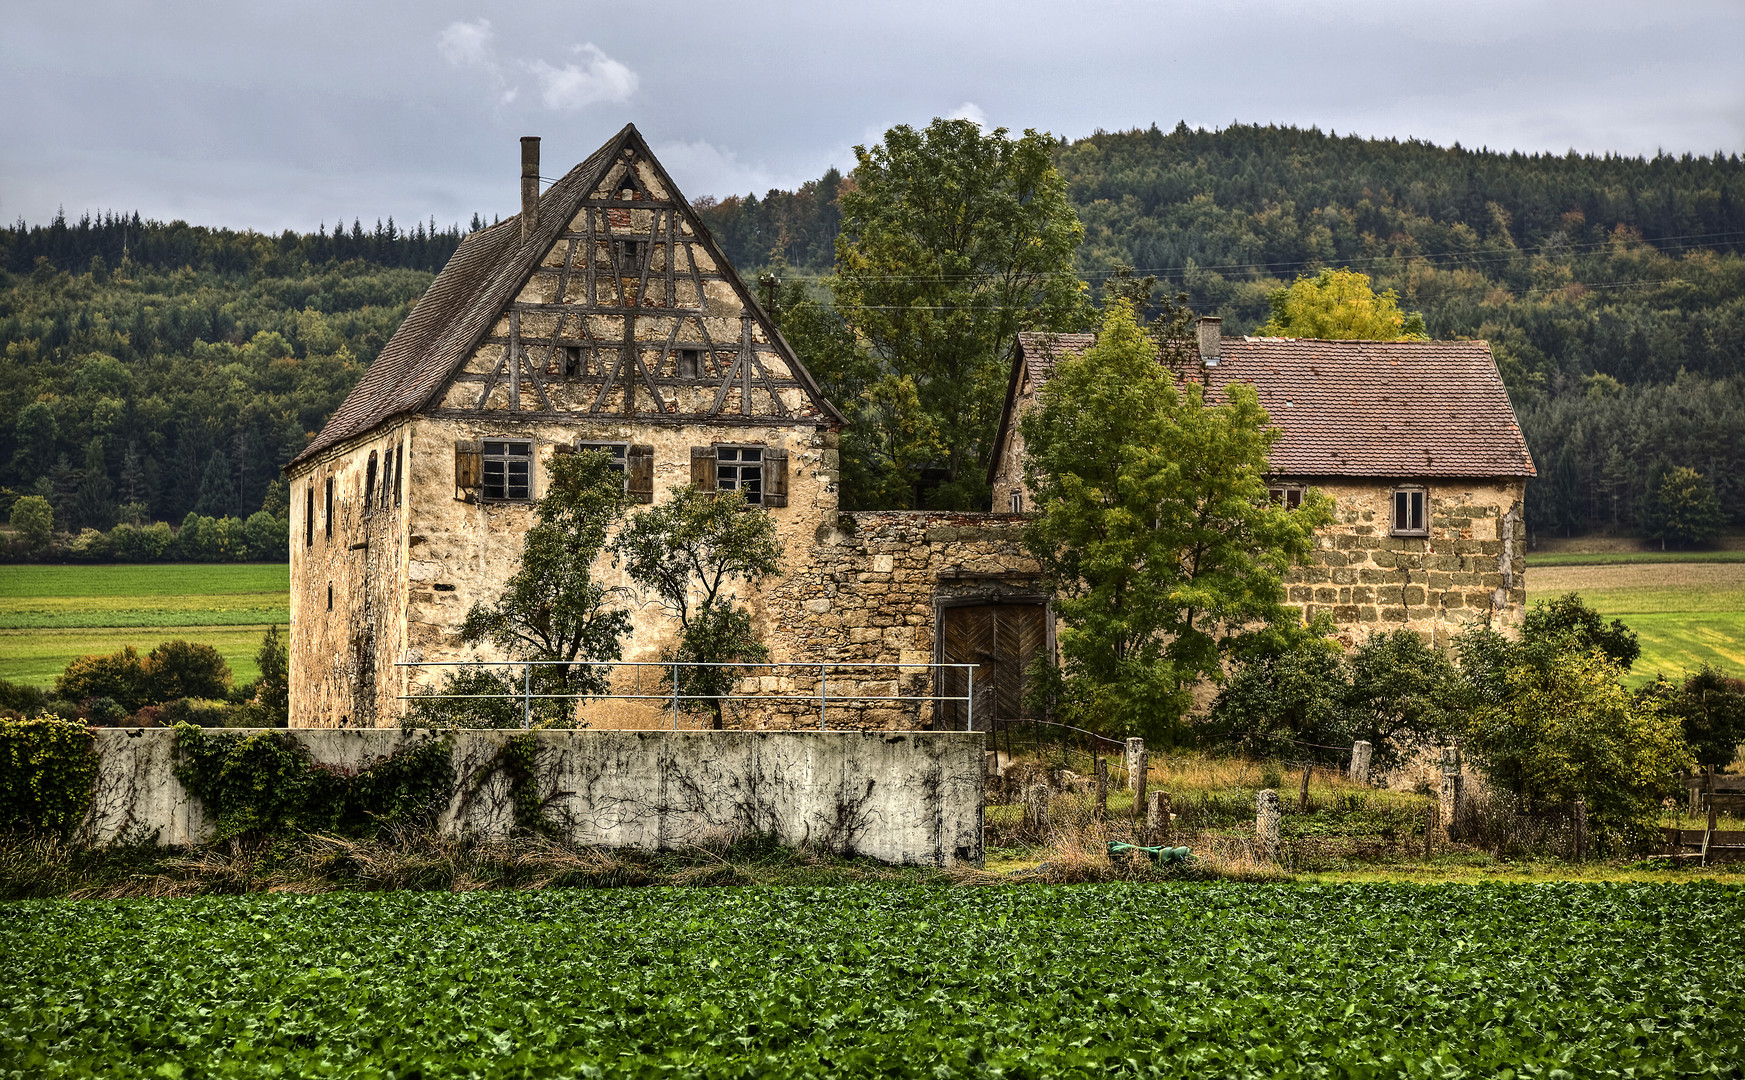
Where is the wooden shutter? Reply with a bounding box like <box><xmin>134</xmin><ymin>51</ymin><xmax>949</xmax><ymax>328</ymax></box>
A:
<box><xmin>691</xmin><ymin>446</ymin><xmax>716</xmax><ymax>491</ymax></box>
<box><xmin>628</xmin><ymin>444</ymin><xmax>655</xmax><ymax>504</ymax></box>
<box><xmin>762</xmin><ymin>447</ymin><xmax>788</xmax><ymax>507</ymax></box>
<box><xmin>454</xmin><ymin>440</ymin><xmax>482</xmax><ymax>490</ymax></box>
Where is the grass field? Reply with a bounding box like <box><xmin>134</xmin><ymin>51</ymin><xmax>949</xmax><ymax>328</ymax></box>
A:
<box><xmin>1527</xmin><ymin>549</ymin><xmax>1745</xmax><ymax>567</ymax></box>
<box><xmin>0</xmin><ymin>564</ymin><xmax>288</xmax><ymax>688</ymax></box>
<box><xmin>3</xmin><ymin>884</ymin><xmax>1740</xmax><ymax>1077</ymax></box>
<box><xmin>1528</xmin><ymin>561</ymin><xmax>1745</xmax><ymax>683</ymax></box>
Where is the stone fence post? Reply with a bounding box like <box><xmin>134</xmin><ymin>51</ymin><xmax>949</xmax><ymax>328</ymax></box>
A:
<box><xmin>1349</xmin><ymin>740</ymin><xmax>1373</xmax><ymax>784</ymax></box>
<box><xmin>1125</xmin><ymin>738</ymin><xmax>1145</xmax><ymax>792</ymax></box>
<box><xmin>1256</xmin><ymin>788</ymin><xmax>1281</xmax><ymax>862</ymax></box>
<box><xmin>1439</xmin><ymin>747</ymin><xmax>1463</xmax><ymax>842</ymax></box>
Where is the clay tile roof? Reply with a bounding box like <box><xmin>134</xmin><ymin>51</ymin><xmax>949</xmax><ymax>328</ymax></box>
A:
<box><xmin>288</xmin><ymin>124</ymin><xmax>841</xmax><ymax>472</ymax></box>
<box><xmin>1007</xmin><ymin>333</ymin><xmax>1536</xmax><ymax>480</ymax></box>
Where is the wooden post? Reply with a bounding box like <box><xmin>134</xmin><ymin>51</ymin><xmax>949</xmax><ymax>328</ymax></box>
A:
<box><xmin>1298</xmin><ymin>764</ymin><xmax>1312</xmax><ymax>813</ymax></box>
<box><xmin>1027</xmin><ymin>785</ymin><xmax>1051</xmax><ymax>835</ymax></box>
<box><xmin>1423</xmin><ymin>803</ymin><xmax>1438</xmax><ymax>858</ymax></box>
<box><xmin>1149</xmin><ymin>791</ymin><xmax>1172</xmax><ymax>844</ymax></box>
<box><xmin>1094</xmin><ymin>757</ymin><xmax>1108</xmax><ymax>821</ymax></box>
<box><xmin>1573</xmin><ymin>796</ymin><xmax>1588</xmax><ymax>862</ymax></box>
<box><xmin>1132</xmin><ymin>747</ymin><xmax>1149</xmax><ymax>825</ymax></box>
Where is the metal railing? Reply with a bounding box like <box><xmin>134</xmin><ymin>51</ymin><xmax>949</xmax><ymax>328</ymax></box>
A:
<box><xmin>395</xmin><ymin>659</ymin><xmax>978</xmax><ymax>731</ymax></box>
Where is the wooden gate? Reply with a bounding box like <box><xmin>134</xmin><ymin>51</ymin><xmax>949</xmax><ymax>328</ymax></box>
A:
<box><xmin>936</xmin><ymin>602</ymin><xmax>1047</xmax><ymax>730</ymax></box>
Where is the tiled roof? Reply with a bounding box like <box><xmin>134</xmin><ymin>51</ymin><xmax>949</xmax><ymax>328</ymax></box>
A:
<box><xmin>288</xmin><ymin>124</ymin><xmax>840</xmax><ymax>471</ymax></box>
<box><xmin>1007</xmin><ymin>333</ymin><xmax>1536</xmax><ymax>479</ymax></box>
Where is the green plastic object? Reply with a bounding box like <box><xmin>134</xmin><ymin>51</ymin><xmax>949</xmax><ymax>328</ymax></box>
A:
<box><xmin>1107</xmin><ymin>841</ymin><xmax>1190</xmax><ymax>864</ymax></box>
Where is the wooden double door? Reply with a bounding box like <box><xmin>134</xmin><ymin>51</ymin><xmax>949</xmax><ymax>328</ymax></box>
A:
<box><xmin>936</xmin><ymin>601</ymin><xmax>1048</xmax><ymax>730</ymax></box>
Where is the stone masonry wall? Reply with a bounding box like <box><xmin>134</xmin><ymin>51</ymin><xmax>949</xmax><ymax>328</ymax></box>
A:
<box><xmin>1288</xmin><ymin>479</ymin><xmax>1528</xmax><ymax>647</ymax></box>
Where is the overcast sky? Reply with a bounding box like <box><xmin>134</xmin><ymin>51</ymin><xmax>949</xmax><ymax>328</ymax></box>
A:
<box><xmin>4</xmin><ymin>0</ymin><xmax>1742</xmax><ymax>234</ymax></box>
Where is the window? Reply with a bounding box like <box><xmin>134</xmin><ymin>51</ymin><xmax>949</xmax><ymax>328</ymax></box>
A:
<box><xmin>393</xmin><ymin>443</ymin><xmax>404</xmax><ymax>506</ymax></box>
<box><xmin>676</xmin><ymin>348</ymin><xmax>702</xmax><ymax>379</ymax></box>
<box><xmin>716</xmin><ymin>446</ymin><xmax>763</xmax><ymax>503</ymax></box>
<box><xmin>1268</xmin><ymin>485</ymin><xmax>1304</xmax><ymax>510</ymax></box>
<box><xmin>1392</xmin><ymin>486</ymin><xmax>1427</xmax><ymax>536</ymax></box>
<box><xmin>1010</xmin><ymin>491</ymin><xmax>1024</xmax><ymax>514</ymax></box>
<box><xmin>482</xmin><ymin>441</ymin><xmax>533</xmax><ymax>501</ymax></box>
<box><xmin>327</xmin><ymin>583</ymin><xmax>333</xmax><ymax>611</ymax></box>
<box><xmin>304</xmin><ymin>485</ymin><xmax>314</xmax><ymax>547</ymax></box>
<box><xmin>575</xmin><ymin>442</ymin><xmax>628</xmax><ymax>477</ymax></box>
<box><xmin>324</xmin><ymin>477</ymin><xmax>334</xmax><ymax>539</ymax></box>
<box><xmin>561</xmin><ymin>345</ymin><xmax>584</xmax><ymax>377</ymax></box>
<box><xmin>364</xmin><ymin>451</ymin><xmax>378</xmax><ymax>513</ymax></box>
<box><xmin>614</xmin><ymin>239</ymin><xmax>645</xmax><ymax>269</ymax></box>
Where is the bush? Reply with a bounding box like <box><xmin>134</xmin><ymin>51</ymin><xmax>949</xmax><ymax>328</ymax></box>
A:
<box><xmin>143</xmin><ymin>640</ymin><xmax>231</xmax><ymax>702</ymax></box>
<box><xmin>0</xmin><ymin>679</ymin><xmax>50</xmax><ymax>718</ymax></box>
<box><xmin>1638</xmin><ymin>666</ymin><xmax>1745</xmax><ymax>772</ymax></box>
<box><xmin>159</xmin><ymin>698</ymin><xmax>243</xmax><ymax>728</ymax></box>
<box><xmin>0</xmin><ymin>715</ymin><xmax>98</xmax><ymax>837</ymax></box>
<box><xmin>1205</xmin><ymin>644</ymin><xmax>1347</xmax><ymax>758</ymax></box>
<box><xmin>55</xmin><ymin>646</ymin><xmax>150</xmax><ymax>713</ymax></box>
<box><xmin>404</xmin><ymin>667</ymin><xmax>537</xmax><ymax>729</ymax></box>
<box><xmin>1342</xmin><ymin>630</ymin><xmax>1461</xmax><ymax>770</ymax></box>
<box><xmin>8</xmin><ymin>496</ymin><xmax>53</xmax><ymax>553</ymax></box>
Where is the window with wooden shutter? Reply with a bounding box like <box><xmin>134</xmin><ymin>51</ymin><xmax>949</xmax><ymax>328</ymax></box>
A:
<box><xmin>454</xmin><ymin>440</ymin><xmax>482</xmax><ymax>492</ymax></box>
<box><xmin>627</xmin><ymin>444</ymin><xmax>654</xmax><ymax>503</ymax></box>
<box><xmin>762</xmin><ymin>447</ymin><xmax>788</xmax><ymax>507</ymax></box>
<box><xmin>691</xmin><ymin>446</ymin><xmax>716</xmax><ymax>492</ymax></box>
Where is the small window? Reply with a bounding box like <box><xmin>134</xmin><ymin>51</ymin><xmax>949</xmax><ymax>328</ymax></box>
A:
<box><xmin>324</xmin><ymin>477</ymin><xmax>334</xmax><ymax>539</ymax></box>
<box><xmin>575</xmin><ymin>442</ymin><xmax>629</xmax><ymax>481</ymax></box>
<box><xmin>393</xmin><ymin>443</ymin><xmax>404</xmax><ymax>506</ymax></box>
<box><xmin>1392</xmin><ymin>487</ymin><xmax>1427</xmax><ymax>536</ymax></box>
<box><xmin>561</xmin><ymin>345</ymin><xmax>584</xmax><ymax>377</ymax></box>
<box><xmin>614</xmin><ymin>239</ymin><xmax>645</xmax><ymax>269</ymax></box>
<box><xmin>364</xmin><ymin>451</ymin><xmax>378</xmax><ymax>513</ymax></box>
<box><xmin>304</xmin><ymin>485</ymin><xmax>315</xmax><ymax>547</ymax></box>
<box><xmin>717</xmin><ymin>446</ymin><xmax>763</xmax><ymax>503</ymax></box>
<box><xmin>1268</xmin><ymin>485</ymin><xmax>1304</xmax><ymax>510</ymax></box>
<box><xmin>327</xmin><ymin>583</ymin><xmax>333</xmax><ymax>611</ymax></box>
<box><xmin>1010</xmin><ymin>491</ymin><xmax>1023</xmax><ymax>514</ymax></box>
<box><xmin>482</xmin><ymin>441</ymin><xmax>533</xmax><ymax>501</ymax></box>
<box><xmin>676</xmin><ymin>348</ymin><xmax>702</xmax><ymax>379</ymax></box>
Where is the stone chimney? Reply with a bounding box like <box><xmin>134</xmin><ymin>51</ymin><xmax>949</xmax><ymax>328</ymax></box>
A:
<box><xmin>1197</xmin><ymin>316</ymin><xmax>1222</xmax><ymax>366</ymax></box>
<box><xmin>520</xmin><ymin>136</ymin><xmax>541</xmax><ymax>243</ymax></box>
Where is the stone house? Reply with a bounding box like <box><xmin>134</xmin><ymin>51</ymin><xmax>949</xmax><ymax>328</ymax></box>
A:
<box><xmin>284</xmin><ymin>126</ymin><xmax>1043</xmax><ymax>730</ymax></box>
<box><xmin>988</xmin><ymin>319</ymin><xmax>1537</xmax><ymax>647</ymax></box>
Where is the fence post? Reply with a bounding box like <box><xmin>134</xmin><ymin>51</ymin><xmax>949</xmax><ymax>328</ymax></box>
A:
<box><xmin>1094</xmin><ymin>757</ymin><xmax>1108</xmax><ymax>820</ymax></box>
<box><xmin>1573</xmin><ymin>796</ymin><xmax>1588</xmax><ymax>862</ymax></box>
<box><xmin>1257</xmin><ymin>788</ymin><xmax>1281</xmax><ymax>863</ymax></box>
<box><xmin>1298</xmin><ymin>764</ymin><xmax>1312</xmax><ymax>812</ymax></box>
<box><xmin>1439</xmin><ymin>747</ymin><xmax>1463</xmax><ymax>842</ymax></box>
<box><xmin>1027</xmin><ymin>785</ymin><xmax>1051</xmax><ymax>834</ymax></box>
<box><xmin>1423</xmin><ymin>803</ymin><xmax>1438</xmax><ymax>857</ymax></box>
<box><xmin>1125</xmin><ymin>738</ymin><xmax>1145</xmax><ymax>792</ymax></box>
<box><xmin>1149</xmin><ymin>791</ymin><xmax>1171</xmax><ymax>844</ymax></box>
<box><xmin>1349</xmin><ymin>740</ymin><xmax>1373</xmax><ymax>784</ymax></box>
<box><xmin>1131</xmin><ymin>746</ymin><xmax>1149</xmax><ymax>823</ymax></box>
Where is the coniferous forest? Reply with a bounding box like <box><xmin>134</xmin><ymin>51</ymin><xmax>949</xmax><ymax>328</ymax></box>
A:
<box><xmin>3</xmin><ymin>122</ymin><xmax>1743</xmax><ymax>549</ymax></box>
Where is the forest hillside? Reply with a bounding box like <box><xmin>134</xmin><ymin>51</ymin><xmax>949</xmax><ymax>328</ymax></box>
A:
<box><xmin>3</xmin><ymin>124</ymin><xmax>1742</xmax><ymax>541</ymax></box>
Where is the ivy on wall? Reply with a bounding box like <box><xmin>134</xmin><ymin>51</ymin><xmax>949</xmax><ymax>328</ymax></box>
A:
<box><xmin>171</xmin><ymin>724</ymin><xmax>454</xmax><ymax>841</ymax></box>
<box><xmin>0</xmin><ymin>716</ymin><xmax>99</xmax><ymax>836</ymax></box>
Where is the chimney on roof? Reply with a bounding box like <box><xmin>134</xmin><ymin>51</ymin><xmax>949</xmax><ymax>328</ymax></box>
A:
<box><xmin>1197</xmin><ymin>316</ymin><xmax>1222</xmax><ymax>366</ymax></box>
<box><xmin>520</xmin><ymin>136</ymin><xmax>541</xmax><ymax>243</ymax></box>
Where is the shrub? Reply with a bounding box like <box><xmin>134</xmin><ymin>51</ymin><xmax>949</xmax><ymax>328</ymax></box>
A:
<box><xmin>0</xmin><ymin>679</ymin><xmax>50</xmax><ymax>718</ymax></box>
<box><xmin>55</xmin><ymin>646</ymin><xmax>151</xmax><ymax>713</ymax></box>
<box><xmin>143</xmin><ymin>640</ymin><xmax>231</xmax><ymax>702</ymax></box>
<box><xmin>0</xmin><ymin>715</ymin><xmax>99</xmax><ymax>837</ymax></box>
<box><xmin>1522</xmin><ymin>593</ymin><xmax>1640</xmax><ymax>671</ymax></box>
<box><xmin>159</xmin><ymin>697</ymin><xmax>242</xmax><ymax>728</ymax></box>
<box><xmin>8</xmin><ymin>495</ymin><xmax>53</xmax><ymax>553</ymax></box>
<box><xmin>405</xmin><ymin>667</ymin><xmax>533</xmax><ymax>729</ymax></box>
<box><xmin>1342</xmin><ymin>630</ymin><xmax>1461</xmax><ymax>770</ymax></box>
<box><xmin>1205</xmin><ymin>644</ymin><xmax>1347</xmax><ymax>759</ymax></box>
<box><xmin>1638</xmin><ymin>666</ymin><xmax>1745</xmax><ymax>773</ymax></box>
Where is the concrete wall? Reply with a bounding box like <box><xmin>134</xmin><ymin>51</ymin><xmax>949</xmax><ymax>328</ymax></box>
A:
<box><xmin>82</xmin><ymin>727</ymin><xmax>985</xmax><ymax>867</ymax></box>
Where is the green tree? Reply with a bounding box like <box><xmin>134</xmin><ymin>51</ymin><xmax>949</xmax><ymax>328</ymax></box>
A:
<box><xmin>1523</xmin><ymin>593</ymin><xmax>1640</xmax><ymax>670</ymax></box>
<box><xmin>9</xmin><ymin>494</ymin><xmax>53</xmax><ymax>552</ymax></box>
<box><xmin>1343</xmin><ymin>629</ymin><xmax>1462</xmax><ymax>769</ymax></box>
<box><xmin>144</xmin><ymin>640</ymin><xmax>232</xmax><ymax>702</ymax></box>
<box><xmin>1464</xmin><ymin>647</ymin><xmax>1692</xmax><ymax>847</ymax></box>
<box><xmin>253</xmin><ymin>625</ymin><xmax>289</xmax><ymax>727</ymax></box>
<box><xmin>1640</xmin><ymin>666</ymin><xmax>1745</xmax><ymax>773</ymax></box>
<box><xmin>69</xmin><ymin>437</ymin><xmax>114</xmax><ymax>531</ymax></box>
<box><xmin>56</xmin><ymin>646</ymin><xmax>151</xmax><ymax>712</ymax></box>
<box><xmin>1205</xmin><ymin>642</ymin><xmax>1348</xmax><ymax>758</ymax></box>
<box><xmin>456</xmin><ymin>450</ymin><xmax>634</xmax><ymax>722</ymax></box>
<box><xmin>1641</xmin><ymin>466</ymin><xmax>1724</xmax><ymax>549</ymax></box>
<box><xmin>1260</xmin><ymin>268</ymin><xmax>1428</xmax><ymax>340</ymax></box>
<box><xmin>10</xmin><ymin>401</ymin><xmax>58</xmax><ymax>482</ymax></box>
<box><xmin>832</xmin><ymin>118</ymin><xmax>1090</xmax><ymax>508</ymax></box>
<box><xmin>1020</xmin><ymin>301</ymin><xmax>1331</xmax><ymax>742</ymax></box>
<box><xmin>613</xmin><ymin>486</ymin><xmax>783</xmax><ymax>729</ymax></box>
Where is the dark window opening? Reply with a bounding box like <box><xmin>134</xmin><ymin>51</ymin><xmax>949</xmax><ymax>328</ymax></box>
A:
<box><xmin>482</xmin><ymin>441</ymin><xmax>533</xmax><ymax>501</ymax></box>
<box><xmin>393</xmin><ymin>444</ymin><xmax>404</xmax><ymax>506</ymax></box>
<box><xmin>1392</xmin><ymin>487</ymin><xmax>1427</xmax><ymax>535</ymax></box>
<box><xmin>615</xmin><ymin>239</ymin><xmax>645</xmax><ymax>268</ymax></box>
<box><xmin>1268</xmin><ymin>485</ymin><xmax>1305</xmax><ymax>510</ymax></box>
<box><xmin>324</xmin><ymin>477</ymin><xmax>334</xmax><ymax>539</ymax></box>
<box><xmin>304</xmin><ymin>486</ymin><xmax>314</xmax><ymax>547</ymax></box>
<box><xmin>676</xmin><ymin>348</ymin><xmax>702</xmax><ymax>379</ymax></box>
<box><xmin>575</xmin><ymin>442</ymin><xmax>628</xmax><ymax>482</ymax></box>
<box><xmin>364</xmin><ymin>452</ymin><xmax>378</xmax><ymax>514</ymax></box>
<box><xmin>716</xmin><ymin>446</ymin><xmax>763</xmax><ymax>503</ymax></box>
<box><xmin>562</xmin><ymin>345</ymin><xmax>584</xmax><ymax>377</ymax></box>
<box><xmin>327</xmin><ymin>583</ymin><xmax>333</xmax><ymax>611</ymax></box>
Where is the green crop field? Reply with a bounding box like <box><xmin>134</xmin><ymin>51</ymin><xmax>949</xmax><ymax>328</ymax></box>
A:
<box><xmin>2</xmin><ymin>883</ymin><xmax>1740</xmax><ymax>1077</ymax></box>
<box><xmin>1526</xmin><ymin>549</ymin><xmax>1745</xmax><ymax>567</ymax></box>
<box><xmin>0</xmin><ymin>565</ymin><xmax>288</xmax><ymax>688</ymax></box>
<box><xmin>1529</xmin><ymin>562</ymin><xmax>1745</xmax><ymax>684</ymax></box>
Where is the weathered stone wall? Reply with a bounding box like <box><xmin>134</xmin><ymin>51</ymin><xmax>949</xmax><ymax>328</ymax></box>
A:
<box><xmin>82</xmin><ymin>728</ymin><xmax>985</xmax><ymax>867</ymax></box>
<box><xmin>1288</xmin><ymin>479</ymin><xmax>1528</xmax><ymax>645</ymax></box>
<box><xmin>763</xmin><ymin>511</ymin><xmax>1042</xmax><ymax>729</ymax></box>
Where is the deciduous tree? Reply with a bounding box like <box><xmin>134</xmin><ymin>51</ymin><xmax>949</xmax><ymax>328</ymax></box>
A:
<box><xmin>1260</xmin><ymin>268</ymin><xmax>1427</xmax><ymax>340</ymax></box>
